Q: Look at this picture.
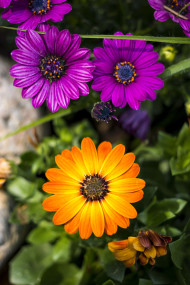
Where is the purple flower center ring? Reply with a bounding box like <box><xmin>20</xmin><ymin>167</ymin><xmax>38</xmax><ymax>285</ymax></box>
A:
<box><xmin>113</xmin><ymin>61</ymin><xmax>136</xmax><ymax>85</ymax></box>
<box><xmin>28</xmin><ymin>0</ymin><xmax>52</xmax><ymax>15</ymax></box>
<box><xmin>40</xmin><ymin>55</ymin><xmax>66</xmax><ymax>81</ymax></box>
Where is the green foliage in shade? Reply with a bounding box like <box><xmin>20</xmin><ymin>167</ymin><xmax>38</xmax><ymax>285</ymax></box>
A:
<box><xmin>7</xmin><ymin>177</ymin><xmax>36</xmax><ymax>201</ymax></box>
<box><xmin>102</xmin><ymin>280</ymin><xmax>115</xmax><ymax>285</ymax></box>
<box><xmin>169</xmin><ymin>234</ymin><xmax>187</xmax><ymax>269</ymax></box>
<box><xmin>10</xmin><ymin>244</ymin><xmax>53</xmax><ymax>285</ymax></box>
<box><xmin>139</xmin><ymin>279</ymin><xmax>154</xmax><ymax>285</ymax></box>
<box><xmin>138</xmin><ymin>198</ymin><xmax>187</xmax><ymax>227</ymax></box>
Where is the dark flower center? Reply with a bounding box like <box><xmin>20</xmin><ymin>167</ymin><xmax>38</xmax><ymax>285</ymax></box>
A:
<box><xmin>113</xmin><ymin>61</ymin><xmax>136</xmax><ymax>85</ymax></box>
<box><xmin>28</xmin><ymin>0</ymin><xmax>52</xmax><ymax>15</ymax></box>
<box><xmin>40</xmin><ymin>55</ymin><xmax>66</xmax><ymax>81</ymax></box>
<box><xmin>80</xmin><ymin>174</ymin><xmax>109</xmax><ymax>201</ymax></box>
<box><xmin>166</xmin><ymin>0</ymin><xmax>189</xmax><ymax>15</ymax></box>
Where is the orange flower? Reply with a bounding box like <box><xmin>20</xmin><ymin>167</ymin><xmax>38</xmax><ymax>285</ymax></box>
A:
<box><xmin>108</xmin><ymin>230</ymin><xmax>172</xmax><ymax>267</ymax></box>
<box><xmin>42</xmin><ymin>137</ymin><xmax>145</xmax><ymax>239</ymax></box>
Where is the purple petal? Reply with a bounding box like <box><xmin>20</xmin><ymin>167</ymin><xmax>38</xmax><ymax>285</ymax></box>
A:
<box><xmin>100</xmin><ymin>81</ymin><xmax>117</xmax><ymax>102</ymax></box>
<box><xmin>148</xmin><ymin>0</ymin><xmax>165</xmax><ymax>10</ymax></box>
<box><xmin>44</xmin><ymin>26</ymin><xmax>59</xmax><ymax>54</ymax></box>
<box><xmin>112</xmin><ymin>84</ymin><xmax>125</xmax><ymax>107</ymax></box>
<box><xmin>46</xmin><ymin>3</ymin><xmax>72</xmax><ymax>22</ymax></box>
<box><xmin>154</xmin><ymin>10</ymin><xmax>170</xmax><ymax>22</ymax></box>
<box><xmin>77</xmin><ymin>82</ymin><xmax>89</xmax><ymax>96</ymax></box>
<box><xmin>10</xmin><ymin>64</ymin><xmax>40</xmax><ymax>78</ymax></box>
<box><xmin>136</xmin><ymin>76</ymin><xmax>164</xmax><ymax>90</ymax></box>
<box><xmin>59</xmin><ymin>76</ymin><xmax>79</xmax><ymax>99</ymax></box>
<box><xmin>11</xmin><ymin>50</ymin><xmax>40</xmax><ymax>65</ymax></box>
<box><xmin>64</xmin><ymin>34</ymin><xmax>81</xmax><ymax>58</ymax></box>
<box><xmin>32</xmin><ymin>79</ymin><xmax>50</xmax><ymax>108</ymax></box>
<box><xmin>66</xmin><ymin>48</ymin><xmax>91</xmax><ymax>63</ymax></box>
<box><xmin>17</xmin><ymin>15</ymin><xmax>42</xmax><ymax>36</ymax></box>
<box><xmin>13</xmin><ymin>73</ymin><xmax>42</xmax><ymax>88</ymax></box>
<box><xmin>67</xmin><ymin>67</ymin><xmax>93</xmax><ymax>82</ymax></box>
<box><xmin>92</xmin><ymin>75</ymin><xmax>115</xmax><ymax>91</ymax></box>
<box><xmin>137</xmin><ymin>62</ymin><xmax>165</xmax><ymax>76</ymax></box>
<box><xmin>0</xmin><ymin>0</ymin><xmax>11</xmax><ymax>8</ymax></box>
<box><xmin>25</xmin><ymin>30</ymin><xmax>47</xmax><ymax>57</ymax></box>
<box><xmin>103</xmin><ymin>38</ymin><xmax>120</xmax><ymax>63</ymax></box>
<box><xmin>22</xmin><ymin>77</ymin><xmax>45</xmax><ymax>99</ymax></box>
<box><xmin>46</xmin><ymin>82</ymin><xmax>59</xmax><ymax>113</ymax></box>
<box><xmin>126</xmin><ymin>85</ymin><xmax>141</xmax><ymax>110</ymax></box>
<box><xmin>56</xmin><ymin>80</ymin><xmax>70</xmax><ymax>108</ymax></box>
<box><xmin>55</xmin><ymin>29</ymin><xmax>71</xmax><ymax>56</ymax></box>
<box><xmin>93</xmin><ymin>60</ymin><xmax>113</xmax><ymax>74</ymax></box>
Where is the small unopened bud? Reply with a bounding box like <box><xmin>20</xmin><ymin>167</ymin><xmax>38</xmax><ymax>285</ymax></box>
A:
<box><xmin>160</xmin><ymin>46</ymin><xmax>177</xmax><ymax>62</ymax></box>
<box><xmin>91</xmin><ymin>101</ymin><xmax>118</xmax><ymax>123</ymax></box>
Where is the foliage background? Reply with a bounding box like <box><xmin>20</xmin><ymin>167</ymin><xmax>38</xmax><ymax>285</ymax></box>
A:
<box><xmin>0</xmin><ymin>0</ymin><xmax>190</xmax><ymax>284</ymax></box>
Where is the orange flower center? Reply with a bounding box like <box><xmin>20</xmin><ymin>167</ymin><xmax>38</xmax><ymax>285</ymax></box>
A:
<box><xmin>80</xmin><ymin>174</ymin><xmax>109</xmax><ymax>201</ymax></box>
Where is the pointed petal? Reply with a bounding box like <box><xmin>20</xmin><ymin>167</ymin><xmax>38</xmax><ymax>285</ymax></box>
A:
<box><xmin>91</xmin><ymin>201</ymin><xmax>105</xmax><ymax>237</ymax></box>
<box><xmin>97</xmin><ymin>141</ymin><xmax>112</xmax><ymax>169</ymax></box>
<box><xmin>109</xmin><ymin>178</ymin><xmax>146</xmax><ymax>192</ymax></box>
<box><xmin>81</xmin><ymin>137</ymin><xmax>99</xmax><ymax>175</ymax></box>
<box><xmin>79</xmin><ymin>201</ymin><xmax>92</xmax><ymax>239</ymax></box>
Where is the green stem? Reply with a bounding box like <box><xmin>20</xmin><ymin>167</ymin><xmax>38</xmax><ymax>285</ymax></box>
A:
<box><xmin>1</xmin><ymin>25</ymin><xmax>190</xmax><ymax>44</ymax></box>
<box><xmin>0</xmin><ymin>105</ymin><xmax>82</xmax><ymax>142</ymax></box>
<box><xmin>179</xmin><ymin>2</ymin><xmax>190</xmax><ymax>14</ymax></box>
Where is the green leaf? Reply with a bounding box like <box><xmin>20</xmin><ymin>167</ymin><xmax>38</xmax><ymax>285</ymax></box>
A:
<box><xmin>7</xmin><ymin>177</ymin><xmax>35</xmax><ymax>201</ymax></box>
<box><xmin>0</xmin><ymin>105</ymin><xmax>83</xmax><ymax>142</ymax></box>
<box><xmin>52</xmin><ymin>236</ymin><xmax>71</xmax><ymax>262</ymax></box>
<box><xmin>40</xmin><ymin>263</ymin><xmax>82</xmax><ymax>285</ymax></box>
<box><xmin>27</xmin><ymin>223</ymin><xmax>60</xmax><ymax>245</ymax></box>
<box><xmin>103</xmin><ymin>280</ymin><xmax>115</xmax><ymax>285</ymax></box>
<box><xmin>139</xmin><ymin>198</ymin><xmax>187</xmax><ymax>227</ymax></box>
<box><xmin>139</xmin><ymin>279</ymin><xmax>153</xmax><ymax>285</ymax></box>
<box><xmin>10</xmin><ymin>244</ymin><xmax>53</xmax><ymax>285</ymax></box>
<box><xmin>98</xmin><ymin>248</ymin><xmax>125</xmax><ymax>283</ymax></box>
<box><xmin>161</xmin><ymin>58</ymin><xmax>190</xmax><ymax>79</ymax></box>
<box><xmin>158</xmin><ymin>131</ymin><xmax>177</xmax><ymax>157</ymax></box>
<box><xmin>169</xmin><ymin>234</ymin><xmax>186</xmax><ymax>269</ymax></box>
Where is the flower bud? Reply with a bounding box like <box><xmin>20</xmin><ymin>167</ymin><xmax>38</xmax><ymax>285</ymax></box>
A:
<box><xmin>91</xmin><ymin>101</ymin><xmax>118</xmax><ymax>123</ymax></box>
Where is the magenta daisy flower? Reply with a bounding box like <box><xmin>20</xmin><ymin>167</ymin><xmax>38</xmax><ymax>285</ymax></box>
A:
<box><xmin>91</xmin><ymin>32</ymin><xmax>165</xmax><ymax>110</ymax></box>
<box><xmin>148</xmin><ymin>0</ymin><xmax>190</xmax><ymax>36</ymax></box>
<box><xmin>1</xmin><ymin>0</ymin><xmax>72</xmax><ymax>35</ymax></box>
<box><xmin>10</xmin><ymin>25</ymin><xmax>94</xmax><ymax>112</ymax></box>
<box><xmin>0</xmin><ymin>0</ymin><xmax>11</xmax><ymax>8</ymax></box>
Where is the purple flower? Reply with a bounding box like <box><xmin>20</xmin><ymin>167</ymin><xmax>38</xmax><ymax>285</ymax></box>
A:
<box><xmin>0</xmin><ymin>0</ymin><xmax>11</xmax><ymax>8</ymax></box>
<box><xmin>91</xmin><ymin>101</ymin><xmax>118</xmax><ymax>123</ymax></box>
<box><xmin>148</xmin><ymin>0</ymin><xmax>190</xmax><ymax>36</ymax></box>
<box><xmin>2</xmin><ymin>0</ymin><xmax>72</xmax><ymax>35</ymax></box>
<box><xmin>119</xmin><ymin>109</ymin><xmax>151</xmax><ymax>140</ymax></box>
<box><xmin>91</xmin><ymin>32</ymin><xmax>165</xmax><ymax>110</ymax></box>
<box><xmin>10</xmin><ymin>24</ymin><xmax>94</xmax><ymax>113</ymax></box>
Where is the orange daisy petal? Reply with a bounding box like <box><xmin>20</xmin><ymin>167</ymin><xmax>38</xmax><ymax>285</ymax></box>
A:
<box><xmin>71</xmin><ymin>146</ymin><xmax>90</xmax><ymax>176</ymax></box>
<box><xmin>119</xmin><ymin>190</ymin><xmax>144</xmax><ymax>203</ymax></box>
<box><xmin>101</xmin><ymin>201</ymin><xmax>117</xmax><ymax>236</ymax></box>
<box><xmin>105</xmin><ymin>193</ymin><xmax>137</xmax><ymax>219</ymax></box>
<box><xmin>112</xmin><ymin>163</ymin><xmax>140</xmax><ymax>182</ymax></box>
<box><xmin>61</xmin><ymin>149</ymin><xmax>74</xmax><ymax>161</ymax></box>
<box><xmin>53</xmin><ymin>195</ymin><xmax>86</xmax><ymax>225</ymax></box>
<box><xmin>55</xmin><ymin>154</ymin><xmax>83</xmax><ymax>181</ymax></box>
<box><xmin>105</xmin><ymin>153</ymin><xmax>135</xmax><ymax>181</ymax></box>
<box><xmin>45</xmin><ymin>168</ymin><xmax>75</xmax><ymax>183</ymax></box>
<box><xmin>91</xmin><ymin>200</ymin><xmax>105</xmax><ymax>237</ymax></box>
<box><xmin>101</xmin><ymin>200</ymin><xmax>129</xmax><ymax>228</ymax></box>
<box><xmin>81</xmin><ymin>137</ymin><xmax>99</xmax><ymax>175</ymax></box>
<box><xmin>79</xmin><ymin>201</ymin><xmax>92</xmax><ymax>239</ymax></box>
<box><xmin>64</xmin><ymin>205</ymin><xmax>85</xmax><ymax>234</ymax></box>
<box><xmin>42</xmin><ymin>193</ymin><xmax>79</xmax><ymax>211</ymax></box>
<box><xmin>108</xmin><ymin>240</ymin><xmax>128</xmax><ymax>252</ymax></box>
<box><xmin>109</xmin><ymin>178</ymin><xmax>146</xmax><ymax>192</ymax></box>
<box><xmin>42</xmin><ymin>182</ymin><xmax>79</xmax><ymax>194</ymax></box>
<box><xmin>99</xmin><ymin>144</ymin><xmax>125</xmax><ymax>177</ymax></box>
<box><xmin>97</xmin><ymin>141</ymin><xmax>112</xmax><ymax>168</ymax></box>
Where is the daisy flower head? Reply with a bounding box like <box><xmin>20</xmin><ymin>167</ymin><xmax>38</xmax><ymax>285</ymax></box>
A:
<box><xmin>148</xmin><ymin>0</ymin><xmax>190</xmax><ymax>36</ymax></box>
<box><xmin>42</xmin><ymin>137</ymin><xmax>146</xmax><ymax>239</ymax></box>
<box><xmin>92</xmin><ymin>32</ymin><xmax>165</xmax><ymax>110</ymax></box>
<box><xmin>1</xmin><ymin>0</ymin><xmax>72</xmax><ymax>35</ymax></box>
<box><xmin>10</xmin><ymin>25</ymin><xmax>94</xmax><ymax>112</ymax></box>
<box><xmin>0</xmin><ymin>0</ymin><xmax>11</xmax><ymax>8</ymax></box>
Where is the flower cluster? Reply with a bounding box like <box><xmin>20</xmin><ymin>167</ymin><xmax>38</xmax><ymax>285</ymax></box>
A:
<box><xmin>148</xmin><ymin>0</ymin><xmax>190</xmax><ymax>36</ymax></box>
<box><xmin>108</xmin><ymin>230</ymin><xmax>172</xmax><ymax>267</ymax></box>
<box><xmin>42</xmin><ymin>137</ymin><xmax>145</xmax><ymax>239</ymax></box>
